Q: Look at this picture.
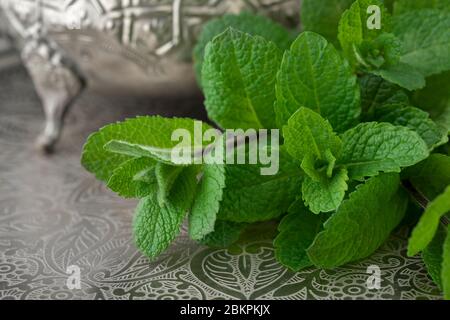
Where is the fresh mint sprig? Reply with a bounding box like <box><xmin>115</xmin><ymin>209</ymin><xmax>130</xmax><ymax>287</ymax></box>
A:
<box><xmin>81</xmin><ymin>1</ymin><xmax>450</xmax><ymax>299</ymax></box>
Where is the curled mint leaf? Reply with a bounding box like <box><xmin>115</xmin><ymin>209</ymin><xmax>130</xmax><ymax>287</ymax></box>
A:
<box><xmin>189</xmin><ymin>164</ymin><xmax>226</xmax><ymax>241</ymax></box>
<box><xmin>107</xmin><ymin>157</ymin><xmax>157</xmax><ymax>199</ymax></box>
<box><xmin>302</xmin><ymin>168</ymin><xmax>349</xmax><ymax>214</ymax></box>
<box><xmin>407</xmin><ymin>185</ymin><xmax>450</xmax><ymax>256</ymax></box>
<box><xmin>133</xmin><ymin>166</ymin><xmax>199</xmax><ymax>258</ymax></box>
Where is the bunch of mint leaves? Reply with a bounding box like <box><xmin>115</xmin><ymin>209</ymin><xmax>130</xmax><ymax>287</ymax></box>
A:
<box><xmin>81</xmin><ymin>0</ymin><xmax>450</xmax><ymax>299</ymax></box>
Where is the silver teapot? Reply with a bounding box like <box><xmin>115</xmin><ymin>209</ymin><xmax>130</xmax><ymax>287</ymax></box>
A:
<box><xmin>0</xmin><ymin>0</ymin><xmax>299</xmax><ymax>151</ymax></box>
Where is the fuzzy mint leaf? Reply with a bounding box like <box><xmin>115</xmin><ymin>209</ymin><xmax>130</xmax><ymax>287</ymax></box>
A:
<box><xmin>393</xmin><ymin>9</ymin><xmax>450</xmax><ymax>77</ymax></box>
<box><xmin>133</xmin><ymin>166</ymin><xmax>199</xmax><ymax>258</ymax></box>
<box><xmin>81</xmin><ymin>116</ymin><xmax>212</xmax><ymax>181</ymax></box>
<box><xmin>199</xmin><ymin>220</ymin><xmax>246</xmax><ymax>248</ymax></box>
<box><xmin>274</xmin><ymin>200</ymin><xmax>329</xmax><ymax>271</ymax></box>
<box><xmin>339</xmin><ymin>122</ymin><xmax>429</xmax><ymax>180</ymax></box>
<box><xmin>107</xmin><ymin>157</ymin><xmax>157</xmax><ymax>198</ymax></box>
<box><xmin>283</xmin><ymin>107</ymin><xmax>342</xmax><ymax>170</ymax></box>
<box><xmin>202</xmin><ymin>28</ymin><xmax>282</xmax><ymax>129</ymax></box>
<box><xmin>302</xmin><ymin>169</ymin><xmax>349</xmax><ymax>214</ymax></box>
<box><xmin>372</xmin><ymin>104</ymin><xmax>448</xmax><ymax>149</ymax></box>
<box><xmin>301</xmin><ymin>0</ymin><xmax>354</xmax><ymax>46</ymax></box>
<box><xmin>189</xmin><ymin>164</ymin><xmax>226</xmax><ymax>241</ymax></box>
<box><xmin>194</xmin><ymin>12</ymin><xmax>292</xmax><ymax>86</ymax></box>
<box><xmin>275</xmin><ymin>31</ymin><xmax>360</xmax><ymax>132</ymax></box>
<box><xmin>307</xmin><ymin>173</ymin><xmax>408</xmax><ymax>268</ymax></box>
<box><xmin>407</xmin><ymin>185</ymin><xmax>450</xmax><ymax>256</ymax></box>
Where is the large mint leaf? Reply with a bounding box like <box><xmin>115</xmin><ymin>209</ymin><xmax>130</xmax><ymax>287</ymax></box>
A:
<box><xmin>194</xmin><ymin>12</ymin><xmax>292</xmax><ymax>86</ymax></box>
<box><xmin>340</xmin><ymin>122</ymin><xmax>429</xmax><ymax>180</ymax></box>
<box><xmin>372</xmin><ymin>104</ymin><xmax>448</xmax><ymax>149</ymax></box>
<box><xmin>217</xmin><ymin>149</ymin><xmax>302</xmax><ymax>223</ymax></box>
<box><xmin>133</xmin><ymin>166</ymin><xmax>198</xmax><ymax>258</ymax></box>
<box><xmin>403</xmin><ymin>154</ymin><xmax>450</xmax><ymax>199</ymax></box>
<box><xmin>274</xmin><ymin>201</ymin><xmax>328</xmax><ymax>271</ymax></box>
<box><xmin>276</xmin><ymin>32</ymin><xmax>360</xmax><ymax>132</ymax></box>
<box><xmin>301</xmin><ymin>0</ymin><xmax>354</xmax><ymax>46</ymax></box>
<box><xmin>202</xmin><ymin>28</ymin><xmax>282</xmax><ymax>129</ymax></box>
<box><xmin>422</xmin><ymin>225</ymin><xmax>447</xmax><ymax>290</ymax></box>
<box><xmin>359</xmin><ymin>74</ymin><xmax>409</xmax><ymax>114</ymax></box>
<box><xmin>443</xmin><ymin>226</ymin><xmax>450</xmax><ymax>300</ymax></box>
<box><xmin>107</xmin><ymin>158</ymin><xmax>157</xmax><ymax>198</ymax></box>
<box><xmin>302</xmin><ymin>169</ymin><xmax>349</xmax><ymax>214</ymax></box>
<box><xmin>307</xmin><ymin>173</ymin><xmax>407</xmax><ymax>268</ymax></box>
<box><xmin>283</xmin><ymin>107</ymin><xmax>342</xmax><ymax>165</ymax></box>
<box><xmin>393</xmin><ymin>10</ymin><xmax>450</xmax><ymax>77</ymax></box>
<box><xmin>81</xmin><ymin>116</ymin><xmax>212</xmax><ymax>181</ymax></box>
<box><xmin>408</xmin><ymin>186</ymin><xmax>450</xmax><ymax>256</ymax></box>
<box><xmin>189</xmin><ymin>164</ymin><xmax>226</xmax><ymax>240</ymax></box>
<box><xmin>199</xmin><ymin>220</ymin><xmax>246</xmax><ymax>248</ymax></box>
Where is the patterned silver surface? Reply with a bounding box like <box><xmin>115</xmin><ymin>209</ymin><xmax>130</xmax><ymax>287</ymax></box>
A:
<box><xmin>0</xmin><ymin>66</ymin><xmax>443</xmax><ymax>300</ymax></box>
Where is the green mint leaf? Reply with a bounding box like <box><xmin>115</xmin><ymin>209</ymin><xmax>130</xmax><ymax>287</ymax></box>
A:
<box><xmin>133</xmin><ymin>166</ymin><xmax>199</xmax><ymax>258</ymax></box>
<box><xmin>403</xmin><ymin>154</ymin><xmax>450</xmax><ymax>199</ymax></box>
<box><xmin>302</xmin><ymin>169</ymin><xmax>349</xmax><ymax>214</ymax></box>
<box><xmin>283</xmin><ymin>107</ymin><xmax>342</xmax><ymax>166</ymax></box>
<box><xmin>340</xmin><ymin>122</ymin><xmax>429</xmax><ymax>180</ymax></box>
<box><xmin>81</xmin><ymin>116</ymin><xmax>211</xmax><ymax>181</ymax></box>
<box><xmin>371</xmin><ymin>63</ymin><xmax>426</xmax><ymax>91</ymax></box>
<box><xmin>189</xmin><ymin>164</ymin><xmax>226</xmax><ymax>240</ymax></box>
<box><xmin>217</xmin><ymin>149</ymin><xmax>302</xmax><ymax>223</ymax></box>
<box><xmin>276</xmin><ymin>31</ymin><xmax>360</xmax><ymax>132</ymax></box>
<box><xmin>359</xmin><ymin>74</ymin><xmax>410</xmax><ymax>114</ymax></box>
<box><xmin>107</xmin><ymin>158</ymin><xmax>157</xmax><ymax>198</ymax></box>
<box><xmin>394</xmin><ymin>0</ymin><xmax>450</xmax><ymax>15</ymax></box>
<box><xmin>422</xmin><ymin>225</ymin><xmax>447</xmax><ymax>290</ymax></box>
<box><xmin>443</xmin><ymin>226</ymin><xmax>450</xmax><ymax>300</ymax></box>
<box><xmin>393</xmin><ymin>9</ymin><xmax>450</xmax><ymax>77</ymax></box>
<box><xmin>274</xmin><ymin>201</ymin><xmax>328</xmax><ymax>271</ymax></box>
<box><xmin>199</xmin><ymin>220</ymin><xmax>246</xmax><ymax>248</ymax></box>
<box><xmin>301</xmin><ymin>0</ymin><xmax>354</xmax><ymax>46</ymax></box>
<box><xmin>372</xmin><ymin>104</ymin><xmax>448</xmax><ymax>149</ymax></box>
<box><xmin>194</xmin><ymin>12</ymin><xmax>292</xmax><ymax>86</ymax></box>
<box><xmin>202</xmin><ymin>28</ymin><xmax>282</xmax><ymax>129</ymax></box>
<box><xmin>155</xmin><ymin>163</ymin><xmax>184</xmax><ymax>206</ymax></box>
<box><xmin>307</xmin><ymin>173</ymin><xmax>407</xmax><ymax>268</ymax></box>
<box><xmin>338</xmin><ymin>0</ymin><xmax>387</xmax><ymax>67</ymax></box>
<box><xmin>408</xmin><ymin>185</ymin><xmax>450</xmax><ymax>256</ymax></box>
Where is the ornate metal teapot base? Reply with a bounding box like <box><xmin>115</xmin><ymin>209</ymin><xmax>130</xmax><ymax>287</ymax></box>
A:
<box><xmin>1</xmin><ymin>0</ymin><xmax>299</xmax><ymax>151</ymax></box>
